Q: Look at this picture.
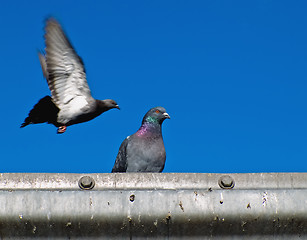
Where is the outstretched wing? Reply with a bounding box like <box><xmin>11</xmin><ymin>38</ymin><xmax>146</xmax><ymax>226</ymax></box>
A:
<box><xmin>44</xmin><ymin>18</ymin><xmax>93</xmax><ymax>109</ymax></box>
<box><xmin>112</xmin><ymin>137</ymin><xmax>129</xmax><ymax>173</ymax></box>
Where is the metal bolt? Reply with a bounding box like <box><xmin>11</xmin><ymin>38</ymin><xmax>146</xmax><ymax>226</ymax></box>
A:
<box><xmin>218</xmin><ymin>175</ymin><xmax>235</xmax><ymax>189</ymax></box>
<box><xmin>78</xmin><ymin>176</ymin><xmax>95</xmax><ymax>190</ymax></box>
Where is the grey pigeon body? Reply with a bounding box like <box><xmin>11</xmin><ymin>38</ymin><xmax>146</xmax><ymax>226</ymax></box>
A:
<box><xmin>21</xmin><ymin>18</ymin><xmax>119</xmax><ymax>133</ymax></box>
<box><xmin>112</xmin><ymin>107</ymin><xmax>170</xmax><ymax>173</ymax></box>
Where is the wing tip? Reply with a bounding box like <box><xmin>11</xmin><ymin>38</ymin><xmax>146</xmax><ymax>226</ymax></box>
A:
<box><xmin>37</xmin><ymin>50</ymin><xmax>47</xmax><ymax>79</ymax></box>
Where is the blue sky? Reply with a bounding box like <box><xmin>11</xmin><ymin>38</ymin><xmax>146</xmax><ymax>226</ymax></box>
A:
<box><xmin>0</xmin><ymin>1</ymin><xmax>306</xmax><ymax>173</ymax></box>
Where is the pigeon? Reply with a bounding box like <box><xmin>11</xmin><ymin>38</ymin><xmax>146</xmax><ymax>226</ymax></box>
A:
<box><xmin>112</xmin><ymin>107</ymin><xmax>170</xmax><ymax>173</ymax></box>
<box><xmin>21</xmin><ymin>18</ymin><xmax>119</xmax><ymax>133</ymax></box>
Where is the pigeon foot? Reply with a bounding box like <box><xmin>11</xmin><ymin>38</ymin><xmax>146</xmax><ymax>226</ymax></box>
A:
<box><xmin>57</xmin><ymin>126</ymin><xmax>67</xmax><ymax>134</ymax></box>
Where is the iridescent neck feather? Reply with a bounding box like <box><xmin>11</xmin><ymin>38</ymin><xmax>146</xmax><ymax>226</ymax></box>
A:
<box><xmin>136</xmin><ymin>121</ymin><xmax>161</xmax><ymax>137</ymax></box>
<box><xmin>144</xmin><ymin>116</ymin><xmax>159</xmax><ymax>124</ymax></box>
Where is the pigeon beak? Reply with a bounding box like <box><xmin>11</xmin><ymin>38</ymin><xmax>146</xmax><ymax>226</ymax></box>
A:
<box><xmin>115</xmin><ymin>105</ymin><xmax>120</xmax><ymax>110</ymax></box>
<box><xmin>163</xmin><ymin>112</ymin><xmax>170</xmax><ymax>119</ymax></box>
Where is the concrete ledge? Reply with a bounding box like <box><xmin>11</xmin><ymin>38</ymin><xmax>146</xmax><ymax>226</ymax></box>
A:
<box><xmin>0</xmin><ymin>173</ymin><xmax>306</xmax><ymax>239</ymax></box>
<box><xmin>0</xmin><ymin>172</ymin><xmax>306</xmax><ymax>190</ymax></box>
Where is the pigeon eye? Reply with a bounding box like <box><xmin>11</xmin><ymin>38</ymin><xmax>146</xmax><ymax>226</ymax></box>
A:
<box><xmin>155</xmin><ymin>110</ymin><xmax>160</xmax><ymax>113</ymax></box>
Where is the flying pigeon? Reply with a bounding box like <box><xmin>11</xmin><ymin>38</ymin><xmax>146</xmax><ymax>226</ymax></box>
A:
<box><xmin>21</xmin><ymin>18</ymin><xmax>119</xmax><ymax>133</ymax></box>
<box><xmin>112</xmin><ymin>107</ymin><xmax>170</xmax><ymax>173</ymax></box>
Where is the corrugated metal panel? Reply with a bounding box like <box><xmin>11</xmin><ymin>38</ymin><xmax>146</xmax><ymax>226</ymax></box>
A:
<box><xmin>0</xmin><ymin>173</ymin><xmax>306</xmax><ymax>239</ymax></box>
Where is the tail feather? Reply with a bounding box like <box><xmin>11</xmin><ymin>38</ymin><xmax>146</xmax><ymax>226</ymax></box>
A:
<box><xmin>21</xmin><ymin>96</ymin><xmax>59</xmax><ymax>128</ymax></box>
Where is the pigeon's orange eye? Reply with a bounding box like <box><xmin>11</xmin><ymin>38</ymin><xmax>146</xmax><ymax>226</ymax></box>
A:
<box><xmin>155</xmin><ymin>110</ymin><xmax>160</xmax><ymax>113</ymax></box>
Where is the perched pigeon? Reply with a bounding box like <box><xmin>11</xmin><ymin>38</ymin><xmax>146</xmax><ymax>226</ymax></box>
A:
<box><xmin>112</xmin><ymin>107</ymin><xmax>170</xmax><ymax>173</ymax></box>
<box><xmin>21</xmin><ymin>18</ymin><xmax>119</xmax><ymax>133</ymax></box>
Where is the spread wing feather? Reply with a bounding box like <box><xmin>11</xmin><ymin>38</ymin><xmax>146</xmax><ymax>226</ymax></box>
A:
<box><xmin>44</xmin><ymin>19</ymin><xmax>93</xmax><ymax>110</ymax></box>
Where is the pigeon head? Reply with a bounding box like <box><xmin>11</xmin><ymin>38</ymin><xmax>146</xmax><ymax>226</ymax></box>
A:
<box><xmin>97</xmin><ymin>99</ymin><xmax>120</xmax><ymax>110</ymax></box>
<box><xmin>142</xmin><ymin>107</ymin><xmax>170</xmax><ymax>125</ymax></box>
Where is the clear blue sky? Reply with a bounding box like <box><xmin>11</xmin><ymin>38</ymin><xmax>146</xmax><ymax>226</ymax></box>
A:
<box><xmin>1</xmin><ymin>1</ymin><xmax>306</xmax><ymax>173</ymax></box>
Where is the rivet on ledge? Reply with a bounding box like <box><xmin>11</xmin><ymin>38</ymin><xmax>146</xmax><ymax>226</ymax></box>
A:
<box><xmin>78</xmin><ymin>176</ymin><xmax>95</xmax><ymax>190</ymax></box>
